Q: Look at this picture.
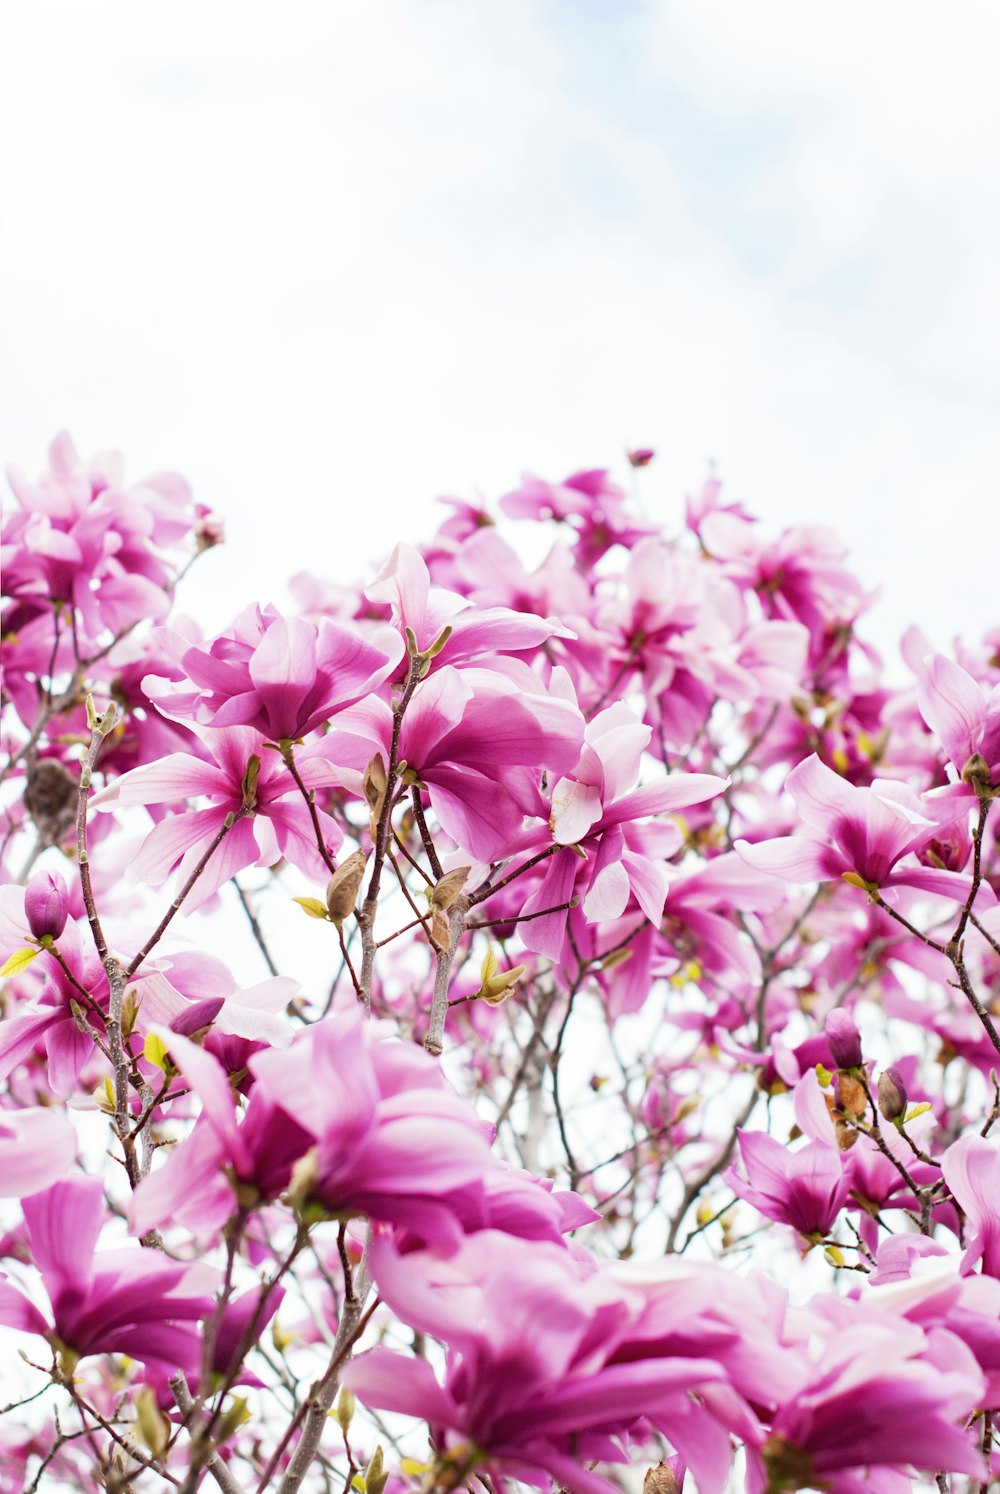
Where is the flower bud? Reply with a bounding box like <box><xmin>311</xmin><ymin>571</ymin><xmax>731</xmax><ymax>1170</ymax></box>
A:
<box><xmin>824</xmin><ymin>1009</ymin><xmax>863</xmax><ymax>1070</ymax></box>
<box><xmin>24</xmin><ymin>870</ymin><xmax>69</xmax><ymax>941</ymax></box>
<box><xmin>643</xmin><ymin>1458</ymin><xmax>683</xmax><ymax>1494</ymax></box>
<box><xmin>628</xmin><ymin>447</ymin><xmax>656</xmax><ymax>468</ymax></box>
<box><xmin>877</xmin><ymin>1067</ymin><xmax>908</xmax><ymax>1122</ymax></box>
<box><xmin>325</xmin><ymin>850</ymin><xmax>368</xmax><ymax>926</ymax></box>
<box><xmin>961</xmin><ymin>752</ymin><xmax>992</xmax><ymax>791</ymax></box>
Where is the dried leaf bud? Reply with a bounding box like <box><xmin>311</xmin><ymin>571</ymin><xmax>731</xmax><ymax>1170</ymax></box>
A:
<box><xmin>877</xmin><ymin>1067</ymin><xmax>908</xmax><ymax>1122</ymax></box>
<box><xmin>24</xmin><ymin>870</ymin><xmax>69</xmax><ymax>941</ymax></box>
<box><xmin>833</xmin><ymin>1118</ymin><xmax>859</xmax><ymax>1151</ymax></box>
<box><xmin>363</xmin><ymin>754</ymin><xmax>388</xmax><ymax>819</ymax></box>
<box><xmin>824</xmin><ymin>1009</ymin><xmax>863</xmax><ymax>1070</ymax></box>
<box><xmin>429</xmin><ymin>867</ymin><xmax>470</xmax><ymax>911</ymax></box>
<box><xmin>428</xmin><ymin>910</ymin><xmax>452</xmax><ymax>952</ymax></box>
<box><xmin>643</xmin><ymin>1460</ymin><xmax>682</xmax><ymax>1494</ymax></box>
<box><xmin>835</xmin><ymin>1071</ymin><xmax>867</xmax><ymax>1121</ymax></box>
<box><xmin>325</xmin><ymin>850</ymin><xmax>368</xmax><ymax>925</ymax></box>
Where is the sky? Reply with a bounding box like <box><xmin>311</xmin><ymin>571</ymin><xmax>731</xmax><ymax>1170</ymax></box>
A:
<box><xmin>2</xmin><ymin>0</ymin><xmax>998</xmax><ymax>661</ymax></box>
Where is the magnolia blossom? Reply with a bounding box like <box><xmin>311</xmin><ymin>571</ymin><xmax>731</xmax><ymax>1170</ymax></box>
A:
<box><xmin>736</xmin><ymin>753</ymin><xmax>983</xmax><ymax>901</ymax></box>
<box><xmin>92</xmin><ymin>723</ymin><xmax>344</xmax><ymax>906</ymax></box>
<box><xmin>0</xmin><ymin>1177</ymin><xmax>214</xmax><ymax>1375</ymax></box>
<box><xmin>725</xmin><ymin>1130</ymin><xmax>849</xmax><ymax>1241</ymax></box>
<box><xmin>141</xmin><ymin>602</ymin><xmax>402</xmax><ymax>740</ymax></box>
<box><xmin>917</xmin><ymin>652</ymin><xmax>1000</xmax><ymax>789</ymax></box>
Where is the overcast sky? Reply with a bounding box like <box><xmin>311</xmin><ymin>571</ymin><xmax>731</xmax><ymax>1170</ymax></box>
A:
<box><xmin>3</xmin><ymin>0</ymin><xmax>998</xmax><ymax>663</ymax></box>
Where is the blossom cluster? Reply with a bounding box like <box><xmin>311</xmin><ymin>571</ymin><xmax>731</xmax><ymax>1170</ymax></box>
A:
<box><xmin>1</xmin><ymin>434</ymin><xmax>999</xmax><ymax>1493</ymax></box>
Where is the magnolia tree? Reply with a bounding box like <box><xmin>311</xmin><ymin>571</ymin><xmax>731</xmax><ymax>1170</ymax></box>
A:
<box><xmin>2</xmin><ymin>435</ymin><xmax>1000</xmax><ymax>1494</ymax></box>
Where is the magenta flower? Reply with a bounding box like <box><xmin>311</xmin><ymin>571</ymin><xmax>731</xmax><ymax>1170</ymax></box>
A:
<box><xmin>0</xmin><ymin>917</ymin><xmax>110</xmax><ymax>1095</ymax></box>
<box><xmin>132</xmin><ymin>1009</ymin><xmax>500</xmax><ymax>1247</ymax></box>
<box><xmin>0</xmin><ymin>1177</ymin><xmax>214</xmax><ymax>1375</ymax></box>
<box><xmin>0</xmin><ymin>1108</ymin><xmax>76</xmax><ymax>1198</ymax></box>
<box><xmin>2</xmin><ymin>431</ymin><xmax>197</xmax><ymax>645</ymax></box>
<box><xmin>142</xmin><ymin>602</ymin><xmax>402</xmax><ymax>741</ymax></box>
<box><xmin>346</xmin><ymin>1230</ymin><xmax>745</xmax><ymax>1494</ymax></box>
<box><xmin>515</xmin><ymin>761</ymin><xmax>727</xmax><ymax>960</ymax></box>
<box><xmin>725</xmin><ymin>1130</ymin><xmax>849</xmax><ymax>1242</ymax></box>
<box><xmin>748</xmin><ymin>1301</ymin><xmax>985</xmax><ymax>1491</ymax></box>
<box><xmin>942</xmin><ymin>1135</ymin><xmax>1000</xmax><ymax>1278</ymax></box>
<box><xmin>92</xmin><ymin>723</ymin><xmax>343</xmax><ymax>907</ymax></box>
<box><xmin>325</xmin><ymin>664</ymin><xmax>584</xmax><ymax>860</ymax></box>
<box><xmin>917</xmin><ymin>652</ymin><xmax>1000</xmax><ymax>790</ymax></box>
<box><xmin>736</xmin><ymin>753</ymin><xmax>983</xmax><ymax>901</ymax></box>
<box><xmin>366</xmin><ymin>542</ymin><xmax>573</xmax><ymax>669</ymax></box>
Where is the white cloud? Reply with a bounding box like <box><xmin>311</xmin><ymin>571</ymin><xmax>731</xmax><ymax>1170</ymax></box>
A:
<box><xmin>2</xmin><ymin>0</ymin><xmax>996</xmax><ymax>659</ymax></box>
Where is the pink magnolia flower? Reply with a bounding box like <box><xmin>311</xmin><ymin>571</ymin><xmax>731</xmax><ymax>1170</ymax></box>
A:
<box><xmin>0</xmin><ymin>1177</ymin><xmax>214</xmax><ymax>1375</ymax></box>
<box><xmin>141</xmin><ymin>602</ymin><xmax>402</xmax><ymax>741</ymax></box>
<box><xmin>0</xmin><ymin>915</ymin><xmax>110</xmax><ymax>1095</ymax></box>
<box><xmin>346</xmin><ymin>1230</ymin><xmax>748</xmax><ymax>1494</ymax></box>
<box><xmin>366</xmin><ymin>542</ymin><xmax>573</xmax><ymax>671</ymax></box>
<box><xmin>132</xmin><ymin>1009</ymin><xmax>508</xmax><ymax>1248</ymax></box>
<box><xmin>917</xmin><ymin>653</ymin><xmax>1000</xmax><ymax>790</ymax></box>
<box><xmin>324</xmin><ymin>663</ymin><xmax>585</xmax><ymax>860</ymax></box>
<box><xmin>2</xmin><ymin>431</ymin><xmax>197</xmax><ymax>645</ymax></box>
<box><xmin>747</xmin><ymin>1296</ymin><xmax>986</xmax><ymax>1492</ymax></box>
<box><xmin>699</xmin><ymin>510</ymin><xmax>875</xmax><ymax>674</ymax></box>
<box><xmin>0</xmin><ymin>1108</ymin><xmax>76</xmax><ymax>1197</ymax></box>
<box><xmin>736</xmin><ymin>753</ymin><xmax>983</xmax><ymax>902</ymax></box>
<box><xmin>725</xmin><ymin>1130</ymin><xmax>849</xmax><ymax>1242</ymax></box>
<box><xmin>92</xmin><ymin>723</ymin><xmax>343</xmax><ymax>907</ymax></box>
<box><xmin>499</xmin><ymin>468</ymin><xmax>655</xmax><ymax>567</ymax></box>
<box><xmin>514</xmin><ymin>758</ymin><xmax>727</xmax><ymax>960</ymax></box>
<box><xmin>942</xmin><ymin>1135</ymin><xmax>1000</xmax><ymax>1277</ymax></box>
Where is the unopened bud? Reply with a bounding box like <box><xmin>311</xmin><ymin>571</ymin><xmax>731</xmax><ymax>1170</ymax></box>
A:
<box><xmin>877</xmin><ymin>1067</ymin><xmax>908</xmax><ymax>1123</ymax></box>
<box><xmin>961</xmin><ymin>752</ymin><xmax>992</xmax><ymax>792</ymax></box>
<box><xmin>241</xmin><ymin>754</ymin><xmax>261</xmax><ymax>809</ymax></box>
<box><xmin>135</xmin><ymin>1384</ymin><xmax>170</xmax><ymax>1459</ymax></box>
<box><xmin>216</xmin><ymin>1394</ymin><xmax>251</xmax><ymax>1444</ymax></box>
<box><xmin>194</xmin><ymin>504</ymin><xmax>225</xmax><ymax>549</ymax></box>
<box><xmin>825</xmin><ymin>1009</ymin><xmax>863</xmax><ymax>1071</ymax></box>
<box><xmin>325</xmin><ymin>850</ymin><xmax>368</xmax><ymax>926</ymax></box>
<box><xmin>24</xmin><ymin>870</ymin><xmax>69</xmax><ymax>941</ymax></box>
<box><xmin>336</xmin><ymin>1386</ymin><xmax>355</xmax><ymax>1436</ymax></box>
<box><xmin>628</xmin><ymin>447</ymin><xmax>656</xmax><ymax>469</ymax></box>
<box><xmin>365</xmin><ymin>1446</ymin><xmax>386</xmax><ymax>1494</ymax></box>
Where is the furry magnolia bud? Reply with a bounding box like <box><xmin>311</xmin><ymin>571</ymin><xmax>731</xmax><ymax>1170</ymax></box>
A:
<box><xmin>877</xmin><ymin>1067</ymin><xmax>908</xmax><ymax>1122</ymax></box>
<box><xmin>643</xmin><ymin>1460</ymin><xmax>682</xmax><ymax>1494</ymax></box>
<box><xmin>325</xmin><ymin>850</ymin><xmax>368</xmax><ymax>925</ymax></box>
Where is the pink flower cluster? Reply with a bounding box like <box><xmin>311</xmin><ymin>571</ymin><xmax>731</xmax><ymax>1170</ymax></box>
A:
<box><xmin>2</xmin><ymin>433</ymin><xmax>1000</xmax><ymax>1493</ymax></box>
